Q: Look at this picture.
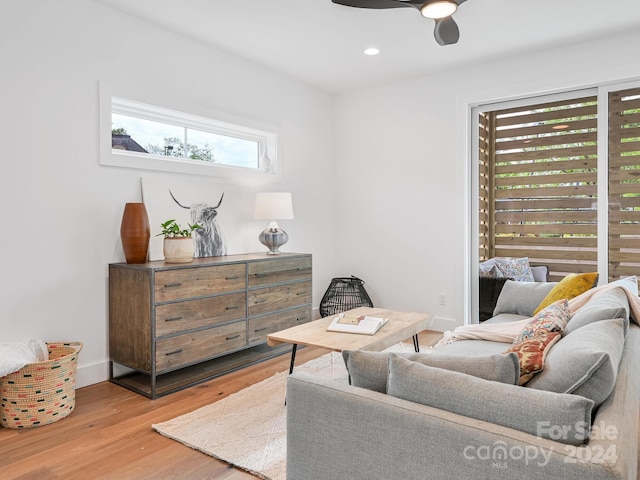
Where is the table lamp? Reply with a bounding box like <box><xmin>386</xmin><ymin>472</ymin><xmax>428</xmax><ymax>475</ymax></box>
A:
<box><xmin>254</xmin><ymin>192</ymin><xmax>294</xmax><ymax>255</ymax></box>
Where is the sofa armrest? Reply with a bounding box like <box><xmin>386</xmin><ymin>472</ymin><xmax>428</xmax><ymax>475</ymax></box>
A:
<box><xmin>286</xmin><ymin>367</ymin><xmax>636</xmax><ymax>480</ymax></box>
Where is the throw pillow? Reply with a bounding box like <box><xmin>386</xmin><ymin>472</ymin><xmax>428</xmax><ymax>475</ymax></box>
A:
<box><xmin>530</xmin><ymin>265</ymin><xmax>549</xmax><ymax>282</ymax></box>
<box><xmin>493</xmin><ymin>280</ymin><xmax>557</xmax><ymax>317</ymax></box>
<box><xmin>505</xmin><ymin>299</ymin><xmax>570</xmax><ymax>385</ymax></box>
<box><xmin>479</xmin><ymin>264</ymin><xmax>503</xmax><ymax>279</ymax></box>
<box><xmin>479</xmin><ymin>262</ymin><xmax>504</xmax><ymax>279</ymax></box>
<box><xmin>564</xmin><ymin>287</ymin><xmax>629</xmax><ymax>336</ymax></box>
<box><xmin>526</xmin><ymin>318</ymin><xmax>626</xmax><ymax>410</ymax></box>
<box><xmin>341</xmin><ymin>350</ymin><xmax>520</xmax><ymax>393</ymax></box>
<box><xmin>533</xmin><ymin>272</ymin><xmax>599</xmax><ymax>315</ymax></box>
<box><xmin>386</xmin><ymin>354</ymin><xmax>594</xmax><ymax>446</ymax></box>
<box><xmin>494</xmin><ymin>257</ymin><xmax>535</xmax><ymax>282</ymax></box>
<box><xmin>512</xmin><ymin>299</ymin><xmax>570</xmax><ymax>344</ymax></box>
<box><xmin>609</xmin><ymin>275</ymin><xmax>638</xmax><ymax>296</ymax></box>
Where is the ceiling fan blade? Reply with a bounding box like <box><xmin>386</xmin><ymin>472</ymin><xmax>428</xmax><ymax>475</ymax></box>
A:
<box><xmin>433</xmin><ymin>16</ymin><xmax>460</xmax><ymax>45</ymax></box>
<box><xmin>331</xmin><ymin>0</ymin><xmax>415</xmax><ymax>9</ymax></box>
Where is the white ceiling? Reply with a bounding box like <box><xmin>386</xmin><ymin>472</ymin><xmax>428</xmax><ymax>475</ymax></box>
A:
<box><xmin>97</xmin><ymin>0</ymin><xmax>640</xmax><ymax>93</ymax></box>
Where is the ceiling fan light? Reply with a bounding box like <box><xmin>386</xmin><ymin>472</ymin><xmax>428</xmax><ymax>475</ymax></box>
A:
<box><xmin>420</xmin><ymin>0</ymin><xmax>457</xmax><ymax>19</ymax></box>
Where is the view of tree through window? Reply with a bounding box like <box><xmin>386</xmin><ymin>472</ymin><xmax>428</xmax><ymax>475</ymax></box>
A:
<box><xmin>108</xmin><ymin>97</ymin><xmax>276</xmax><ymax>174</ymax></box>
<box><xmin>112</xmin><ymin>113</ymin><xmax>260</xmax><ymax>168</ymax></box>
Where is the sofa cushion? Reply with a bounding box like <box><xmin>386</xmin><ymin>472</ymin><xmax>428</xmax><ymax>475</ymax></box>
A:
<box><xmin>530</xmin><ymin>265</ymin><xmax>549</xmax><ymax>282</ymax></box>
<box><xmin>564</xmin><ymin>287</ymin><xmax>630</xmax><ymax>336</ymax></box>
<box><xmin>526</xmin><ymin>318</ymin><xmax>626</xmax><ymax>409</ymax></box>
<box><xmin>493</xmin><ymin>280</ymin><xmax>557</xmax><ymax>317</ymax></box>
<box><xmin>504</xmin><ymin>299</ymin><xmax>570</xmax><ymax>385</ymax></box>
<box><xmin>533</xmin><ymin>272</ymin><xmax>599</xmax><ymax>315</ymax></box>
<box><xmin>494</xmin><ymin>257</ymin><xmax>535</xmax><ymax>282</ymax></box>
<box><xmin>386</xmin><ymin>354</ymin><xmax>594</xmax><ymax>445</ymax></box>
<box><xmin>429</xmin><ymin>339</ymin><xmax>511</xmax><ymax>356</ymax></box>
<box><xmin>341</xmin><ymin>350</ymin><xmax>520</xmax><ymax>393</ymax></box>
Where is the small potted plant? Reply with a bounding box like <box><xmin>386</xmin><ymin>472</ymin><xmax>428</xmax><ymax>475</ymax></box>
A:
<box><xmin>157</xmin><ymin>219</ymin><xmax>201</xmax><ymax>263</ymax></box>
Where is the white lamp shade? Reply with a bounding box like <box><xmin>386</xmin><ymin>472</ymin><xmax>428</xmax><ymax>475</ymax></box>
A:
<box><xmin>254</xmin><ymin>192</ymin><xmax>294</xmax><ymax>220</ymax></box>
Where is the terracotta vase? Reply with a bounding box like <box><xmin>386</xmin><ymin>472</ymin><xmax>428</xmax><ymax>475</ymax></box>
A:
<box><xmin>120</xmin><ymin>203</ymin><xmax>150</xmax><ymax>264</ymax></box>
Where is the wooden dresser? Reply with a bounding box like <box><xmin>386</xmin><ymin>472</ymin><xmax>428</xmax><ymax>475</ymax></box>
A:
<box><xmin>109</xmin><ymin>253</ymin><xmax>312</xmax><ymax>398</ymax></box>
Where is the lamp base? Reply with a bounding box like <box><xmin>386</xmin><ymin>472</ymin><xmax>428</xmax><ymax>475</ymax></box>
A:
<box><xmin>259</xmin><ymin>222</ymin><xmax>289</xmax><ymax>255</ymax></box>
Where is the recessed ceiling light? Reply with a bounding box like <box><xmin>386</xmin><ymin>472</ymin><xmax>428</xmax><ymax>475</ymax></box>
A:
<box><xmin>364</xmin><ymin>47</ymin><xmax>380</xmax><ymax>56</ymax></box>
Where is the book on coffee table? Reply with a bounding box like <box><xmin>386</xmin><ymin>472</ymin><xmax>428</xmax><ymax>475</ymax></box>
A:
<box><xmin>327</xmin><ymin>313</ymin><xmax>389</xmax><ymax>335</ymax></box>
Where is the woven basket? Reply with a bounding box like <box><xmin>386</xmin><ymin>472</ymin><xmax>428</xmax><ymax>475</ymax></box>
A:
<box><xmin>1</xmin><ymin>342</ymin><xmax>83</xmax><ymax>429</ymax></box>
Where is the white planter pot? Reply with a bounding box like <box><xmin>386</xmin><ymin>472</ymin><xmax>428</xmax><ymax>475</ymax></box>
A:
<box><xmin>163</xmin><ymin>237</ymin><xmax>194</xmax><ymax>263</ymax></box>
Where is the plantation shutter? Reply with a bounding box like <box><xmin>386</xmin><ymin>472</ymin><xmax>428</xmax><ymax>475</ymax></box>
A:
<box><xmin>608</xmin><ymin>87</ymin><xmax>640</xmax><ymax>281</ymax></box>
<box><xmin>485</xmin><ymin>96</ymin><xmax>598</xmax><ymax>281</ymax></box>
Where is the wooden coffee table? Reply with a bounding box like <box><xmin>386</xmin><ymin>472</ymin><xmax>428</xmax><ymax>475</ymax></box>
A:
<box><xmin>267</xmin><ymin>307</ymin><xmax>432</xmax><ymax>374</ymax></box>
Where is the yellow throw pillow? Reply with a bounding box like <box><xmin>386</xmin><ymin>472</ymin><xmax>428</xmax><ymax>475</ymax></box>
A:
<box><xmin>533</xmin><ymin>272</ymin><xmax>598</xmax><ymax>315</ymax></box>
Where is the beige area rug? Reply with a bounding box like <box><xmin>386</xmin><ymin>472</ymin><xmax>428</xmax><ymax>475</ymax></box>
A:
<box><xmin>152</xmin><ymin>343</ymin><xmax>414</xmax><ymax>480</ymax></box>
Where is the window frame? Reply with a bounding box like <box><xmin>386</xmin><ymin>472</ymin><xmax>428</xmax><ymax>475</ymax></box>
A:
<box><xmin>99</xmin><ymin>83</ymin><xmax>281</xmax><ymax>181</ymax></box>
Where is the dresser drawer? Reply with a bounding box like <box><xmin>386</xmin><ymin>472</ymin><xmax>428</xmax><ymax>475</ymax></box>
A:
<box><xmin>155</xmin><ymin>292</ymin><xmax>246</xmax><ymax>337</ymax></box>
<box><xmin>155</xmin><ymin>322</ymin><xmax>247</xmax><ymax>372</ymax></box>
<box><xmin>248</xmin><ymin>281</ymin><xmax>312</xmax><ymax>316</ymax></box>
<box><xmin>248</xmin><ymin>256</ymin><xmax>311</xmax><ymax>287</ymax></box>
<box><xmin>155</xmin><ymin>264</ymin><xmax>246</xmax><ymax>302</ymax></box>
<box><xmin>248</xmin><ymin>306</ymin><xmax>311</xmax><ymax>345</ymax></box>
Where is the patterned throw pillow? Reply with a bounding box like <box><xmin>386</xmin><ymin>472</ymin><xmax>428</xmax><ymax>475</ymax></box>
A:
<box><xmin>479</xmin><ymin>263</ymin><xmax>504</xmax><ymax>279</ymax></box>
<box><xmin>505</xmin><ymin>299</ymin><xmax>570</xmax><ymax>385</ymax></box>
<box><xmin>512</xmin><ymin>299</ymin><xmax>570</xmax><ymax>344</ymax></box>
<box><xmin>494</xmin><ymin>257</ymin><xmax>535</xmax><ymax>282</ymax></box>
<box><xmin>533</xmin><ymin>272</ymin><xmax>599</xmax><ymax>315</ymax></box>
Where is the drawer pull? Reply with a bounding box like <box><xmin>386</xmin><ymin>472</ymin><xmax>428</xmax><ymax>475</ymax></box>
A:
<box><xmin>164</xmin><ymin>282</ymin><xmax>183</xmax><ymax>288</ymax></box>
<box><xmin>225</xmin><ymin>276</ymin><xmax>240</xmax><ymax>280</ymax></box>
<box><xmin>254</xmin><ymin>327</ymin><xmax>269</xmax><ymax>332</ymax></box>
<box><xmin>165</xmin><ymin>349</ymin><xmax>183</xmax><ymax>356</ymax></box>
<box><xmin>165</xmin><ymin>316</ymin><xmax>183</xmax><ymax>322</ymax></box>
<box><xmin>226</xmin><ymin>334</ymin><xmax>241</xmax><ymax>340</ymax></box>
<box><xmin>254</xmin><ymin>299</ymin><xmax>268</xmax><ymax>304</ymax></box>
<box><xmin>225</xmin><ymin>305</ymin><xmax>240</xmax><ymax>310</ymax></box>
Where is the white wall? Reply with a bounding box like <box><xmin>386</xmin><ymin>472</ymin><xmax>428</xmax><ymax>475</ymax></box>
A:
<box><xmin>0</xmin><ymin>1</ymin><xmax>336</xmax><ymax>387</ymax></box>
<box><xmin>334</xmin><ymin>30</ymin><xmax>640</xmax><ymax>331</ymax></box>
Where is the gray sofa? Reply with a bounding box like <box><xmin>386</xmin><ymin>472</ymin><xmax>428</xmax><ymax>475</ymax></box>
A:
<box><xmin>286</xmin><ymin>278</ymin><xmax>639</xmax><ymax>480</ymax></box>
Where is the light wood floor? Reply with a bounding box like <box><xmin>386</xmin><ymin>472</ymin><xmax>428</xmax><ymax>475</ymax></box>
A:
<box><xmin>0</xmin><ymin>331</ymin><xmax>442</xmax><ymax>480</ymax></box>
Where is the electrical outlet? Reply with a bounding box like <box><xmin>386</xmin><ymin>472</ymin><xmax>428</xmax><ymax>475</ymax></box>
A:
<box><xmin>438</xmin><ymin>293</ymin><xmax>446</xmax><ymax>306</ymax></box>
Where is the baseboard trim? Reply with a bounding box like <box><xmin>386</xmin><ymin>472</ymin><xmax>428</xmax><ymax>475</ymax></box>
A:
<box><xmin>77</xmin><ymin>361</ymin><xmax>109</xmax><ymax>389</ymax></box>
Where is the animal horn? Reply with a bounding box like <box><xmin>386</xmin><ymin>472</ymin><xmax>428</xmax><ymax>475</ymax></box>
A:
<box><xmin>168</xmin><ymin>189</ymin><xmax>189</xmax><ymax>209</ymax></box>
<box><xmin>214</xmin><ymin>193</ymin><xmax>224</xmax><ymax>209</ymax></box>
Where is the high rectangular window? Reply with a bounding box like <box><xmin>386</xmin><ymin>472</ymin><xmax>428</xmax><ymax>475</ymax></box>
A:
<box><xmin>101</xmin><ymin>91</ymin><xmax>278</xmax><ymax>178</ymax></box>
